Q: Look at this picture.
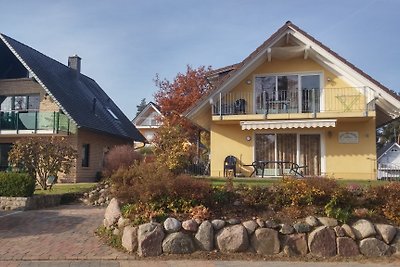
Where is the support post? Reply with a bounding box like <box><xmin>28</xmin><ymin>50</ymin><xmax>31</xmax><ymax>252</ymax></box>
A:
<box><xmin>312</xmin><ymin>88</ymin><xmax>316</xmax><ymax>118</ymax></box>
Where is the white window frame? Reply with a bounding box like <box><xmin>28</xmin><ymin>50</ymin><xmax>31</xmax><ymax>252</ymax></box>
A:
<box><xmin>253</xmin><ymin>71</ymin><xmax>324</xmax><ymax>113</ymax></box>
<box><xmin>252</xmin><ymin>131</ymin><xmax>325</xmax><ymax>176</ymax></box>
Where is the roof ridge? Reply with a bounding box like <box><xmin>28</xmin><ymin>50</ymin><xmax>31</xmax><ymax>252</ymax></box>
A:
<box><xmin>0</xmin><ymin>33</ymin><xmax>98</xmax><ymax>83</ymax></box>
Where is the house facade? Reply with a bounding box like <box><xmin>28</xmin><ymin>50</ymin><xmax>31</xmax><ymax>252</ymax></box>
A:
<box><xmin>377</xmin><ymin>142</ymin><xmax>400</xmax><ymax>180</ymax></box>
<box><xmin>185</xmin><ymin>21</ymin><xmax>400</xmax><ymax>180</ymax></box>
<box><xmin>132</xmin><ymin>102</ymin><xmax>162</xmax><ymax>144</ymax></box>
<box><xmin>0</xmin><ymin>33</ymin><xmax>146</xmax><ymax>182</ymax></box>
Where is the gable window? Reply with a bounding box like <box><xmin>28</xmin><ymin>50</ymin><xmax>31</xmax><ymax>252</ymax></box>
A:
<box><xmin>0</xmin><ymin>94</ymin><xmax>40</xmax><ymax>111</ymax></box>
<box><xmin>255</xmin><ymin>74</ymin><xmax>320</xmax><ymax>114</ymax></box>
<box><xmin>82</xmin><ymin>144</ymin><xmax>90</xmax><ymax>167</ymax></box>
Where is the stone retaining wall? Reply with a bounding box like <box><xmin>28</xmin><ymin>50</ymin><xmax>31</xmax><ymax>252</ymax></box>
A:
<box><xmin>104</xmin><ymin>198</ymin><xmax>400</xmax><ymax>258</ymax></box>
<box><xmin>0</xmin><ymin>195</ymin><xmax>62</xmax><ymax>210</ymax></box>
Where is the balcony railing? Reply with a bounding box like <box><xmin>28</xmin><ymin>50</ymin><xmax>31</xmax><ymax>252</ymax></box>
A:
<box><xmin>212</xmin><ymin>87</ymin><xmax>376</xmax><ymax>116</ymax></box>
<box><xmin>0</xmin><ymin>111</ymin><xmax>75</xmax><ymax>134</ymax></box>
<box><xmin>378</xmin><ymin>163</ymin><xmax>400</xmax><ymax>181</ymax></box>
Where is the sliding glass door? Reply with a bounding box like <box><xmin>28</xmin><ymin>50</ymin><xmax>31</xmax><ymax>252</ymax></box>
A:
<box><xmin>301</xmin><ymin>75</ymin><xmax>320</xmax><ymax>113</ymax></box>
<box><xmin>255</xmin><ymin>74</ymin><xmax>320</xmax><ymax>114</ymax></box>
<box><xmin>255</xmin><ymin>133</ymin><xmax>321</xmax><ymax>176</ymax></box>
<box><xmin>299</xmin><ymin>134</ymin><xmax>321</xmax><ymax>176</ymax></box>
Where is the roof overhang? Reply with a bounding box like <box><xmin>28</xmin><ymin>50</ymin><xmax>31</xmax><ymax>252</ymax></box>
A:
<box><xmin>240</xmin><ymin>119</ymin><xmax>337</xmax><ymax>130</ymax></box>
<box><xmin>185</xmin><ymin>22</ymin><xmax>400</xmax><ymax>127</ymax></box>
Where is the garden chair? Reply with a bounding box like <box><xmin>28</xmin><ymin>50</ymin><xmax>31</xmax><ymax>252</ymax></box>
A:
<box><xmin>223</xmin><ymin>155</ymin><xmax>237</xmax><ymax>177</ymax></box>
<box><xmin>289</xmin><ymin>163</ymin><xmax>307</xmax><ymax>178</ymax></box>
<box><xmin>46</xmin><ymin>175</ymin><xmax>57</xmax><ymax>190</ymax></box>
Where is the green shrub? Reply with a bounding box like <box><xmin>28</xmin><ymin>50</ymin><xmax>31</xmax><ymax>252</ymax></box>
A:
<box><xmin>324</xmin><ymin>195</ymin><xmax>352</xmax><ymax>223</ymax></box>
<box><xmin>0</xmin><ymin>172</ymin><xmax>35</xmax><ymax>197</ymax></box>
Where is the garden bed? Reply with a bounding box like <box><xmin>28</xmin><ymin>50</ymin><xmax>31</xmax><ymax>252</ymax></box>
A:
<box><xmin>98</xmin><ymin>162</ymin><xmax>400</xmax><ymax>259</ymax></box>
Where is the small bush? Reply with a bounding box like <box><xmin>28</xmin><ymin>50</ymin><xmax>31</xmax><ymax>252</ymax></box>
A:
<box><xmin>0</xmin><ymin>172</ymin><xmax>35</xmax><ymax>197</ymax></box>
<box><xmin>235</xmin><ymin>185</ymin><xmax>272</xmax><ymax>207</ymax></box>
<box><xmin>273</xmin><ymin>177</ymin><xmax>340</xmax><ymax>207</ymax></box>
<box><xmin>103</xmin><ymin>145</ymin><xmax>142</xmax><ymax>177</ymax></box>
<box><xmin>380</xmin><ymin>182</ymin><xmax>400</xmax><ymax>225</ymax></box>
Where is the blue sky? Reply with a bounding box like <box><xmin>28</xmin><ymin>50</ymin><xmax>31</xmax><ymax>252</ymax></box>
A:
<box><xmin>1</xmin><ymin>0</ymin><xmax>399</xmax><ymax>119</ymax></box>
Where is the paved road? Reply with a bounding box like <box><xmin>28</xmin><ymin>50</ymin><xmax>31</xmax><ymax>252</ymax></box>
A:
<box><xmin>0</xmin><ymin>261</ymin><xmax>399</xmax><ymax>267</ymax></box>
<box><xmin>0</xmin><ymin>205</ymin><xmax>399</xmax><ymax>267</ymax></box>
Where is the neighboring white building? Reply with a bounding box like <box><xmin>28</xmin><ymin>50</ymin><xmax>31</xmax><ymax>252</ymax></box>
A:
<box><xmin>132</xmin><ymin>102</ymin><xmax>162</xmax><ymax>144</ymax></box>
<box><xmin>377</xmin><ymin>142</ymin><xmax>400</xmax><ymax>180</ymax></box>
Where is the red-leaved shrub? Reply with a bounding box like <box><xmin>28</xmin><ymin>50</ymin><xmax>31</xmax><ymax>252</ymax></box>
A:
<box><xmin>103</xmin><ymin>145</ymin><xmax>142</xmax><ymax>177</ymax></box>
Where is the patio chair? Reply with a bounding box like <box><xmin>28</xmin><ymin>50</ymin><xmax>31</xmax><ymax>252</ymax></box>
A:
<box><xmin>223</xmin><ymin>155</ymin><xmax>237</xmax><ymax>177</ymax></box>
<box><xmin>46</xmin><ymin>175</ymin><xmax>57</xmax><ymax>190</ymax></box>
<box><xmin>234</xmin><ymin>99</ymin><xmax>246</xmax><ymax>114</ymax></box>
<box><xmin>289</xmin><ymin>163</ymin><xmax>307</xmax><ymax>178</ymax></box>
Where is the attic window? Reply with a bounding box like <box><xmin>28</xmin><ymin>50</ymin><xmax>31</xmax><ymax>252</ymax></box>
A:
<box><xmin>107</xmin><ymin>108</ymin><xmax>119</xmax><ymax>120</ymax></box>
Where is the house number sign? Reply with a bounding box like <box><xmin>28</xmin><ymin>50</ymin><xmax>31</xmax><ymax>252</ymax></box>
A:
<box><xmin>339</xmin><ymin>131</ymin><xmax>359</xmax><ymax>144</ymax></box>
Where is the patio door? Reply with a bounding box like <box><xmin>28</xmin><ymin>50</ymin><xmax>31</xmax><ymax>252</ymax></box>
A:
<box><xmin>299</xmin><ymin>134</ymin><xmax>321</xmax><ymax>176</ymax></box>
<box><xmin>255</xmin><ymin>74</ymin><xmax>321</xmax><ymax>114</ymax></box>
<box><xmin>301</xmin><ymin>75</ymin><xmax>320</xmax><ymax>113</ymax></box>
<box><xmin>255</xmin><ymin>133</ymin><xmax>321</xmax><ymax>176</ymax></box>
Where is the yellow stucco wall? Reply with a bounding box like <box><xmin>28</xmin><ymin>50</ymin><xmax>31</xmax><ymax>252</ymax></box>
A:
<box><xmin>210</xmin><ymin>123</ymin><xmax>253</xmax><ymax>177</ymax></box>
<box><xmin>206</xmin><ymin>56</ymin><xmax>377</xmax><ymax>180</ymax></box>
<box><xmin>324</xmin><ymin>119</ymin><xmax>376</xmax><ymax>180</ymax></box>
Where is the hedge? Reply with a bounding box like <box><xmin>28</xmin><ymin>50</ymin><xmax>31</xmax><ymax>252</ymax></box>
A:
<box><xmin>0</xmin><ymin>172</ymin><xmax>35</xmax><ymax>197</ymax></box>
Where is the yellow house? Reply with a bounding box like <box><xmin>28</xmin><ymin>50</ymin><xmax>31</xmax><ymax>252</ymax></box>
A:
<box><xmin>185</xmin><ymin>21</ymin><xmax>400</xmax><ymax>180</ymax></box>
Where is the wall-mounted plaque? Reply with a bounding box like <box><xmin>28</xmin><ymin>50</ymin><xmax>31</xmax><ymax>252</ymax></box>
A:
<box><xmin>339</xmin><ymin>132</ymin><xmax>359</xmax><ymax>144</ymax></box>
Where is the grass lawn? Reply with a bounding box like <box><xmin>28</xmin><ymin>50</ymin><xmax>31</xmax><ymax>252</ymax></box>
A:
<box><xmin>34</xmin><ymin>183</ymin><xmax>97</xmax><ymax>195</ymax></box>
<box><xmin>197</xmin><ymin>176</ymin><xmax>391</xmax><ymax>187</ymax></box>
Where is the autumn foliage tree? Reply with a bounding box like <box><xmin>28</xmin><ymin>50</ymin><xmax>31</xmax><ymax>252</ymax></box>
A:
<box><xmin>153</xmin><ymin>65</ymin><xmax>213</xmax><ymax>172</ymax></box>
<box><xmin>8</xmin><ymin>137</ymin><xmax>77</xmax><ymax>190</ymax></box>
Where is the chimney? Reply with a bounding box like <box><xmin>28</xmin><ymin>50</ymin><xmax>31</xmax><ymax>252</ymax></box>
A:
<box><xmin>68</xmin><ymin>55</ymin><xmax>81</xmax><ymax>73</ymax></box>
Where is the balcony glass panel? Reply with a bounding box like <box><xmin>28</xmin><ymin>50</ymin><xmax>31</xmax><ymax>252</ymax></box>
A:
<box><xmin>0</xmin><ymin>111</ymin><xmax>73</xmax><ymax>134</ymax></box>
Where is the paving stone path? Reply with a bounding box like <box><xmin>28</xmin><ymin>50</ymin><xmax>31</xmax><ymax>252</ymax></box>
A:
<box><xmin>0</xmin><ymin>205</ymin><xmax>132</xmax><ymax>261</ymax></box>
<box><xmin>0</xmin><ymin>205</ymin><xmax>399</xmax><ymax>267</ymax></box>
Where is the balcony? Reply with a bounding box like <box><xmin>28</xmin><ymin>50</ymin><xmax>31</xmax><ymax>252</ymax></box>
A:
<box><xmin>0</xmin><ymin>111</ymin><xmax>75</xmax><ymax>135</ymax></box>
<box><xmin>212</xmin><ymin>87</ymin><xmax>376</xmax><ymax>118</ymax></box>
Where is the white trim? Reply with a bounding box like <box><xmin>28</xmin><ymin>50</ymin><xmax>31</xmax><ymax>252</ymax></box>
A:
<box><xmin>296</xmin><ymin>134</ymin><xmax>300</xmax><ymax>166</ymax></box>
<box><xmin>377</xmin><ymin>143</ymin><xmax>400</xmax><ymax>161</ymax></box>
<box><xmin>253</xmin><ymin>132</ymin><xmax>323</xmax><ymax>176</ymax></box>
<box><xmin>321</xmin><ymin>132</ymin><xmax>326</xmax><ymax>174</ymax></box>
<box><xmin>240</xmin><ymin>119</ymin><xmax>336</xmax><ymax>130</ymax></box>
<box><xmin>132</xmin><ymin>102</ymin><xmax>163</xmax><ymax>124</ymax></box>
<box><xmin>253</xmin><ymin>71</ymin><xmax>323</xmax><ymax>114</ymax></box>
<box><xmin>135</xmin><ymin>125</ymin><xmax>161</xmax><ymax>129</ymax></box>
<box><xmin>290</xmin><ymin>28</ymin><xmax>400</xmax><ymax>117</ymax></box>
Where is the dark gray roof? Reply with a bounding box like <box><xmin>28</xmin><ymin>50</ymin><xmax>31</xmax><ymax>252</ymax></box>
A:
<box><xmin>0</xmin><ymin>33</ymin><xmax>146</xmax><ymax>143</ymax></box>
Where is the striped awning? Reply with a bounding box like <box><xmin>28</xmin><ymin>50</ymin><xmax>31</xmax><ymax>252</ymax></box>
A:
<box><xmin>240</xmin><ymin>119</ymin><xmax>337</xmax><ymax>130</ymax></box>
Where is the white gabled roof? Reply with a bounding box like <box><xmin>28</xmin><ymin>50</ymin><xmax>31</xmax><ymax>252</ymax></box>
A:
<box><xmin>132</xmin><ymin>101</ymin><xmax>162</xmax><ymax>127</ymax></box>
